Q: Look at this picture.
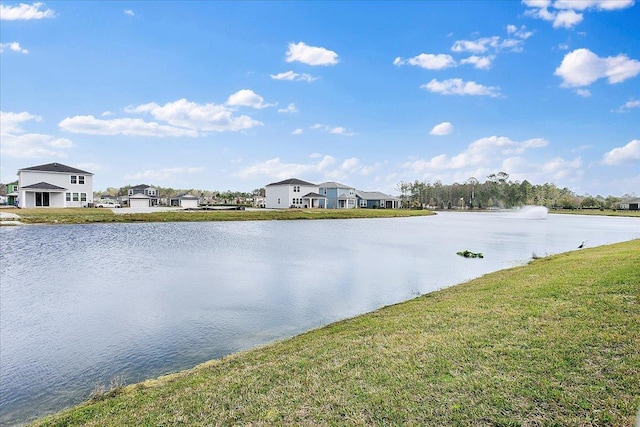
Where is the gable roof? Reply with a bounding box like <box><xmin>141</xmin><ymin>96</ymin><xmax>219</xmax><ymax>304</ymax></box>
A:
<box><xmin>131</xmin><ymin>184</ymin><xmax>155</xmax><ymax>190</ymax></box>
<box><xmin>266</xmin><ymin>178</ymin><xmax>316</xmax><ymax>187</ymax></box>
<box><xmin>302</xmin><ymin>192</ymin><xmax>327</xmax><ymax>198</ymax></box>
<box><xmin>318</xmin><ymin>181</ymin><xmax>354</xmax><ymax>189</ymax></box>
<box><xmin>355</xmin><ymin>191</ymin><xmax>399</xmax><ymax>201</ymax></box>
<box><xmin>19</xmin><ymin>163</ymin><xmax>93</xmax><ymax>175</ymax></box>
<box><xmin>20</xmin><ymin>182</ymin><xmax>67</xmax><ymax>191</ymax></box>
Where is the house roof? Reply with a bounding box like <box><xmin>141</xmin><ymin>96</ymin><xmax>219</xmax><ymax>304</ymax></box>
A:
<box><xmin>129</xmin><ymin>193</ymin><xmax>152</xmax><ymax>199</ymax></box>
<box><xmin>18</xmin><ymin>162</ymin><xmax>93</xmax><ymax>175</ymax></box>
<box><xmin>318</xmin><ymin>181</ymin><xmax>354</xmax><ymax>189</ymax></box>
<box><xmin>266</xmin><ymin>178</ymin><xmax>316</xmax><ymax>187</ymax></box>
<box><xmin>355</xmin><ymin>190</ymin><xmax>399</xmax><ymax>201</ymax></box>
<box><xmin>20</xmin><ymin>182</ymin><xmax>67</xmax><ymax>191</ymax></box>
<box><xmin>621</xmin><ymin>198</ymin><xmax>640</xmax><ymax>203</ymax></box>
<box><xmin>337</xmin><ymin>195</ymin><xmax>357</xmax><ymax>200</ymax></box>
<box><xmin>178</xmin><ymin>194</ymin><xmax>198</xmax><ymax>199</ymax></box>
<box><xmin>302</xmin><ymin>192</ymin><xmax>326</xmax><ymax>198</ymax></box>
<box><xmin>131</xmin><ymin>184</ymin><xmax>155</xmax><ymax>190</ymax></box>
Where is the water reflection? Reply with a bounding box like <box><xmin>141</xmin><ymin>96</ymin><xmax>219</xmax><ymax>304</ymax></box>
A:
<box><xmin>1</xmin><ymin>213</ymin><xmax>638</xmax><ymax>425</ymax></box>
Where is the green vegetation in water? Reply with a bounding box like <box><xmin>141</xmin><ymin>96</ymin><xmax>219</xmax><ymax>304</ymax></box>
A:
<box><xmin>30</xmin><ymin>239</ymin><xmax>640</xmax><ymax>426</ymax></box>
<box><xmin>456</xmin><ymin>249</ymin><xmax>484</xmax><ymax>258</ymax></box>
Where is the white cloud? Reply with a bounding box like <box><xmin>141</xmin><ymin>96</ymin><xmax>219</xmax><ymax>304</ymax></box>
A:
<box><xmin>0</xmin><ymin>111</ymin><xmax>40</xmax><ymax>133</ymax></box>
<box><xmin>226</xmin><ymin>89</ymin><xmax>275</xmax><ymax>109</ymax></box>
<box><xmin>59</xmin><ymin>115</ymin><xmax>199</xmax><ymax>137</ymax></box>
<box><xmin>402</xmin><ymin>136</ymin><xmax>548</xmax><ymax>173</ymax></box>
<box><xmin>124</xmin><ymin>98</ymin><xmax>263</xmax><ymax>132</ymax></box>
<box><xmin>310</xmin><ymin>124</ymin><xmax>354</xmax><ymax>136</ymax></box>
<box><xmin>124</xmin><ymin>167</ymin><xmax>205</xmax><ymax>182</ymax></box>
<box><xmin>524</xmin><ymin>0</ymin><xmax>634</xmax><ymax>28</ymax></box>
<box><xmin>451</xmin><ymin>35</ymin><xmax>524</xmax><ymax>54</ymax></box>
<box><xmin>459</xmin><ymin>55</ymin><xmax>494</xmax><ymax>70</ymax></box>
<box><xmin>430</xmin><ymin>122</ymin><xmax>454</xmax><ymax>136</ymax></box>
<box><xmin>602</xmin><ymin>140</ymin><xmax>640</xmax><ymax>165</ymax></box>
<box><xmin>285</xmin><ymin>42</ymin><xmax>339</xmax><ymax>66</ymax></box>
<box><xmin>612</xmin><ymin>100</ymin><xmax>640</xmax><ymax>113</ymax></box>
<box><xmin>553</xmin><ymin>9</ymin><xmax>584</xmax><ymax>28</ymax></box>
<box><xmin>506</xmin><ymin>24</ymin><xmax>534</xmax><ymax>39</ymax></box>
<box><xmin>291</xmin><ymin>128</ymin><xmax>304</xmax><ymax>135</ymax></box>
<box><xmin>554</xmin><ymin>48</ymin><xmax>640</xmax><ymax>87</ymax></box>
<box><xmin>237</xmin><ymin>155</ymin><xmax>337</xmax><ymax>180</ymax></box>
<box><xmin>576</xmin><ymin>88</ymin><xmax>591</xmax><ymax>97</ymax></box>
<box><xmin>553</xmin><ymin>0</ymin><xmax>634</xmax><ymax>11</ymax></box>
<box><xmin>0</xmin><ymin>2</ymin><xmax>55</xmax><ymax>20</ymax></box>
<box><xmin>0</xmin><ymin>42</ymin><xmax>28</xmax><ymax>54</ymax></box>
<box><xmin>270</xmin><ymin>71</ymin><xmax>318</xmax><ymax>82</ymax></box>
<box><xmin>422</xmin><ymin>78</ymin><xmax>501</xmax><ymax>97</ymax></box>
<box><xmin>393</xmin><ymin>53</ymin><xmax>456</xmax><ymax>70</ymax></box>
<box><xmin>124</xmin><ymin>9</ymin><xmax>135</xmax><ymax>16</ymax></box>
<box><xmin>1</xmin><ymin>111</ymin><xmax>73</xmax><ymax>159</ymax></box>
<box><xmin>278</xmin><ymin>103</ymin><xmax>298</xmax><ymax>113</ymax></box>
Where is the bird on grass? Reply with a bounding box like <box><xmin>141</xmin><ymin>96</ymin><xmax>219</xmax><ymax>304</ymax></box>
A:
<box><xmin>578</xmin><ymin>240</ymin><xmax>587</xmax><ymax>249</ymax></box>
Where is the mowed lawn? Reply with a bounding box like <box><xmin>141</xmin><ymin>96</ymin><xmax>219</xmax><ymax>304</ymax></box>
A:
<box><xmin>32</xmin><ymin>240</ymin><xmax>640</xmax><ymax>426</ymax></box>
<box><xmin>1</xmin><ymin>207</ymin><xmax>434</xmax><ymax>224</ymax></box>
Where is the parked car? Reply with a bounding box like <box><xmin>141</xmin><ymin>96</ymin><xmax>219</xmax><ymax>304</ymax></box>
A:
<box><xmin>96</xmin><ymin>202</ymin><xmax>121</xmax><ymax>208</ymax></box>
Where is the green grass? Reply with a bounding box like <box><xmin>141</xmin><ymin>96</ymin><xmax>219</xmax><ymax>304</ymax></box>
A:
<box><xmin>1</xmin><ymin>208</ymin><xmax>434</xmax><ymax>224</ymax></box>
<box><xmin>549</xmin><ymin>208</ymin><xmax>640</xmax><ymax>218</ymax></box>
<box><xmin>30</xmin><ymin>239</ymin><xmax>640</xmax><ymax>426</ymax></box>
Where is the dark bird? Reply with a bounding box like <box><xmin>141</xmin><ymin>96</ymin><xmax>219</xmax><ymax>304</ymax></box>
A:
<box><xmin>578</xmin><ymin>240</ymin><xmax>587</xmax><ymax>249</ymax></box>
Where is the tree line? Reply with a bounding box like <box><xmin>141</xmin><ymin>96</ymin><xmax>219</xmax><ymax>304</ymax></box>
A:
<box><xmin>396</xmin><ymin>172</ymin><xmax>633</xmax><ymax>210</ymax></box>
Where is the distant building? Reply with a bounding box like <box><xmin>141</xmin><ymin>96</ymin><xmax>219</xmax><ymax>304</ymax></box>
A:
<box><xmin>619</xmin><ymin>198</ymin><xmax>640</xmax><ymax>210</ymax></box>
<box><xmin>17</xmin><ymin>163</ymin><xmax>93</xmax><ymax>208</ymax></box>
<box><xmin>6</xmin><ymin>181</ymin><xmax>19</xmax><ymax>206</ymax></box>
<box><xmin>127</xmin><ymin>184</ymin><xmax>159</xmax><ymax>208</ymax></box>
<box><xmin>355</xmin><ymin>191</ymin><xmax>401</xmax><ymax>209</ymax></box>
<box><xmin>265</xmin><ymin>178</ymin><xmax>326</xmax><ymax>209</ymax></box>
<box><xmin>318</xmin><ymin>181</ymin><xmax>357</xmax><ymax>209</ymax></box>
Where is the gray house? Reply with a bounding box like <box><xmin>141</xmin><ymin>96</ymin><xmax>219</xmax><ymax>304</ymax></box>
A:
<box><xmin>355</xmin><ymin>191</ymin><xmax>401</xmax><ymax>209</ymax></box>
<box><xmin>619</xmin><ymin>198</ymin><xmax>640</xmax><ymax>210</ymax></box>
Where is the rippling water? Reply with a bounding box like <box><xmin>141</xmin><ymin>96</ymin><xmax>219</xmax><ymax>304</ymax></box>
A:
<box><xmin>1</xmin><ymin>212</ymin><xmax>638</xmax><ymax>425</ymax></box>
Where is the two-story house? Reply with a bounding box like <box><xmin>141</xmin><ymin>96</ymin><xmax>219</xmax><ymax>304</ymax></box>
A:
<box><xmin>127</xmin><ymin>184</ymin><xmax>159</xmax><ymax>208</ymax></box>
<box><xmin>6</xmin><ymin>181</ymin><xmax>19</xmax><ymax>206</ymax></box>
<box><xmin>318</xmin><ymin>181</ymin><xmax>357</xmax><ymax>209</ymax></box>
<box><xmin>265</xmin><ymin>178</ymin><xmax>327</xmax><ymax>209</ymax></box>
<box><xmin>17</xmin><ymin>163</ymin><xmax>94</xmax><ymax>208</ymax></box>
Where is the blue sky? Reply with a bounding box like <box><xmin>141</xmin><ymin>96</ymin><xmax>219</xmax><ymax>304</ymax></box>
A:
<box><xmin>1</xmin><ymin>1</ymin><xmax>639</xmax><ymax>196</ymax></box>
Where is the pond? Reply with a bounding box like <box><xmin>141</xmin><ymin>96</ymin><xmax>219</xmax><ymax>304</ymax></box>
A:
<box><xmin>1</xmin><ymin>211</ymin><xmax>638</xmax><ymax>425</ymax></box>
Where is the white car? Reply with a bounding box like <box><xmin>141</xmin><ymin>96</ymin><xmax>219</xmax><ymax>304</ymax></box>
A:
<box><xmin>96</xmin><ymin>202</ymin><xmax>121</xmax><ymax>208</ymax></box>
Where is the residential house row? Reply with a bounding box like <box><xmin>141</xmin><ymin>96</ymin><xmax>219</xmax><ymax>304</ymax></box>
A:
<box><xmin>265</xmin><ymin>178</ymin><xmax>401</xmax><ymax>209</ymax></box>
<box><xmin>6</xmin><ymin>163</ymin><xmax>638</xmax><ymax>211</ymax></box>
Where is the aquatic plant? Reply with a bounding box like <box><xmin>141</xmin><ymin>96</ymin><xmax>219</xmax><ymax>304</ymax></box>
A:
<box><xmin>456</xmin><ymin>250</ymin><xmax>484</xmax><ymax>258</ymax></box>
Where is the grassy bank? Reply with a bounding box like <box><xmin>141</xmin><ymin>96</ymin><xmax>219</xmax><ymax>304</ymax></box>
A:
<box><xmin>549</xmin><ymin>209</ymin><xmax>640</xmax><ymax>218</ymax></box>
<box><xmin>31</xmin><ymin>239</ymin><xmax>640</xmax><ymax>426</ymax></box>
<box><xmin>0</xmin><ymin>208</ymin><xmax>434</xmax><ymax>225</ymax></box>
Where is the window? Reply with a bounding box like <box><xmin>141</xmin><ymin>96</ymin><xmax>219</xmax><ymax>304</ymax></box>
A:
<box><xmin>70</xmin><ymin>175</ymin><xmax>77</xmax><ymax>184</ymax></box>
<box><xmin>78</xmin><ymin>176</ymin><xmax>85</xmax><ymax>184</ymax></box>
<box><xmin>73</xmin><ymin>193</ymin><xmax>79</xmax><ymax>201</ymax></box>
<box><xmin>81</xmin><ymin>193</ymin><xmax>87</xmax><ymax>202</ymax></box>
<box><xmin>66</xmin><ymin>193</ymin><xmax>71</xmax><ymax>201</ymax></box>
<box><xmin>360</xmin><ymin>199</ymin><xmax>367</xmax><ymax>207</ymax></box>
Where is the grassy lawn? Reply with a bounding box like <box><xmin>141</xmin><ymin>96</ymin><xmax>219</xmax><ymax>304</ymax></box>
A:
<box><xmin>1</xmin><ymin>208</ymin><xmax>434</xmax><ymax>224</ymax></box>
<box><xmin>31</xmin><ymin>239</ymin><xmax>640</xmax><ymax>426</ymax></box>
<box><xmin>549</xmin><ymin>209</ymin><xmax>640</xmax><ymax>218</ymax></box>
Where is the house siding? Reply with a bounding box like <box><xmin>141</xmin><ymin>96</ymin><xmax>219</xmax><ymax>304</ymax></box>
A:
<box><xmin>265</xmin><ymin>180</ymin><xmax>319</xmax><ymax>209</ymax></box>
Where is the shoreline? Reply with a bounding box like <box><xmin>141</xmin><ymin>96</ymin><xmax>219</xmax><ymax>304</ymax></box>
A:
<box><xmin>1</xmin><ymin>207</ymin><xmax>639</xmax><ymax>227</ymax></box>
<box><xmin>24</xmin><ymin>239</ymin><xmax>640</xmax><ymax>426</ymax></box>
